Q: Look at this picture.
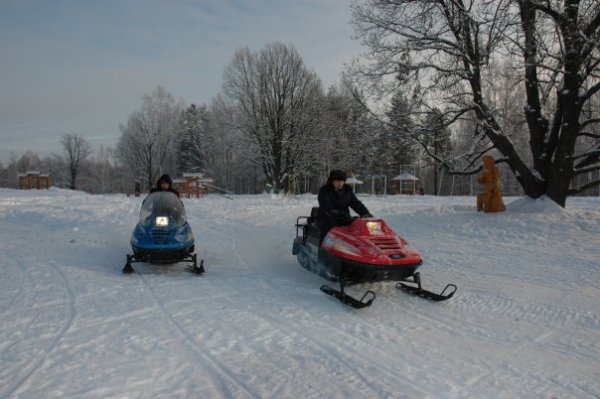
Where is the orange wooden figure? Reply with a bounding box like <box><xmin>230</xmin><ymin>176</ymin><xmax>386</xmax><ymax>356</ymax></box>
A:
<box><xmin>477</xmin><ymin>155</ymin><xmax>505</xmax><ymax>212</ymax></box>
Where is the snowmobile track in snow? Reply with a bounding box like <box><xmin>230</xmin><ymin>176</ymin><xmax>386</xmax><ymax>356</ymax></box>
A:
<box><xmin>195</xmin><ymin>214</ymin><xmax>444</xmax><ymax>397</ymax></box>
<box><xmin>134</xmin><ymin>272</ymin><xmax>260</xmax><ymax>398</ymax></box>
<box><xmin>1</xmin><ymin>258</ymin><xmax>76</xmax><ymax>399</ymax></box>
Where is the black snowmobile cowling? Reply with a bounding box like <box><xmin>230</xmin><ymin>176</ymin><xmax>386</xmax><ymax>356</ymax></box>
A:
<box><xmin>293</xmin><ymin>207</ymin><xmax>456</xmax><ymax>309</ymax></box>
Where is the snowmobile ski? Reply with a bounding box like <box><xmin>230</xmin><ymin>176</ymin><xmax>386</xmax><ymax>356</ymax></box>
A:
<box><xmin>122</xmin><ymin>254</ymin><xmax>204</xmax><ymax>275</ymax></box>
<box><xmin>320</xmin><ymin>285</ymin><xmax>376</xmax><ymax>309</ymax></box>
<box><xmin>123</xmin><ymin>256</ymin><xmax>134</xmax><ymax>274</ymax></box>
<box><xmin>396</xmin><ymin>272</ymin><xmax>457</xmax><ymax>301</ymax></box>
<box><xmin>188</xmin><ymin>258</ymin><xmax>205</xmax><ymax>275</ymax></box>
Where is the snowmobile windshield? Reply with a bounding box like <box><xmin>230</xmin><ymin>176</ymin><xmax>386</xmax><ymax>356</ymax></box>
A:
<box><xmin>139</xmin><ymin>192</ymin><xmax>187</xmax><ymax>227</ymax></box>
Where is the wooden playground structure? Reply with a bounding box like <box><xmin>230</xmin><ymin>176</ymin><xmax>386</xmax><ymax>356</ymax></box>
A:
<box><xmin>173</xmin><ymin>173</ymin><xmax>215</xmax><ymax>198</ymax></box>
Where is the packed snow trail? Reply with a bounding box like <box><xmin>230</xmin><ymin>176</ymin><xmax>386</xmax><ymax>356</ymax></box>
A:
<box><xmin>0</xmin><ymin>188</ymin><xmax>598</xmax><ymax>398</ymax></box>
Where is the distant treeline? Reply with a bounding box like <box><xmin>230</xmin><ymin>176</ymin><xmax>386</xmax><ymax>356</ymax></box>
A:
<box><xmin>2</xmin><ymin>30</ymin><xmax>599</xmax><ymax>200</ymax></box>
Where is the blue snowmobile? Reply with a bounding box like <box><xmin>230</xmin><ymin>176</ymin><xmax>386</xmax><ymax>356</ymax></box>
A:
<box><xmin>123</xmin><ymin>191</ymin><xmax>204</xmax><ymax>274</ymax></box>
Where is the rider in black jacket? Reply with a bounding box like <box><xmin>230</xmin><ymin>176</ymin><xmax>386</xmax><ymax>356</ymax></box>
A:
<box><xmin>317</xmin><ymin>170</ymin><xmax>373</xmax><ymax>240</ymax></box>
<box><xmin>150</xmin><ymin>174</ymin><xmax>180</xmax><ymax>197</ymax></box>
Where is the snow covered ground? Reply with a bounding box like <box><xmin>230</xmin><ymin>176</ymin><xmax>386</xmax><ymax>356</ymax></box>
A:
<box><xmin>0</xmin><ymin>188</ymin><xmax>598</xmax><ymax>399</ymax></box>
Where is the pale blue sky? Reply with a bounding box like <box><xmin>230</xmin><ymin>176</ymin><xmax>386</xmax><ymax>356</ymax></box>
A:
<box><xmin>0</xmin><ymin>0</ymin><xmax>362</xmax><ymax>163</ymax></box>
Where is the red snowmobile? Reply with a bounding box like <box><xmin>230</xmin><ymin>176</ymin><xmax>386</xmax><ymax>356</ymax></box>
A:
<box><xmin>292</xmin><ymin>207</ymin><xmax>456</xmax><ymax>308</ymax></box>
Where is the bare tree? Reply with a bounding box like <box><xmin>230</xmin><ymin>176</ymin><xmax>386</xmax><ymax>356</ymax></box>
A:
<box><xmin>208</xmin><ymin>95</ymin><xmax>263</xmax><ymax>193</ymax></box>
<box><xmin>61</xmin><ymin>134</ymin><xmax>93</xmax><ymax>190</ymax></box>
<box><xmin>222</xmin><ymin>42</ymin><xmax>324</xmax><ymax>192</ymax></box>
<box><xmin>349</xmin><ymin>0</ymin><xmax>600</xmax><ymax>207</ymax></box>
<box><xmin>82</xmin><ymin>145</ymin><xmax>122</xmax><ymax>194</ymax></box>
<box><xmin>116</xmin><ymin>86</ymin><xmax>184</xmax><ymax>191</ymax></box>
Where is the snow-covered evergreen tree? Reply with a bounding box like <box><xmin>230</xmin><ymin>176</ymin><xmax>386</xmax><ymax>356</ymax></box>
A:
<box><xmin>178</xmin><ymin>103</ymin><xmax>210</xmax><ymax>174</ymax></box>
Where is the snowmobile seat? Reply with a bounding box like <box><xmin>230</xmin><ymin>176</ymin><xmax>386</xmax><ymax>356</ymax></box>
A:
<box><xmin>308</xmin><ymin>207</ymin><xmax>321</xmax><ymax>239</ymax></box>
<box><xmin>308</xmin><ymin>206</ymin><xmax>319</xmax><ymax>225</ymax></box>
<box><xmin>301</xmin><ymin>207</ymin><xmax>321</xmax><ymax>242</ymax></box>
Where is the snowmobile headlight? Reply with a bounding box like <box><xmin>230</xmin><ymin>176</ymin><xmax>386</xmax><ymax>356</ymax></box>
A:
<box><xmin>366</xmin><ymin>221</ymin><xmax>382</xmax><ymax>233</ymax></box>
<box><xmin>155</xmin><ymin>216</ymin><xmax>169</xmax><ymax>227</ymax></box>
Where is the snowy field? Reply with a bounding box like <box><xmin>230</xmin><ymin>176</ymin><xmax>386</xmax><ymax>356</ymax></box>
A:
<box><xmin>0</xmin><ymin>188</ymin><xmax>599</xmax><ymax>399</ymax></box>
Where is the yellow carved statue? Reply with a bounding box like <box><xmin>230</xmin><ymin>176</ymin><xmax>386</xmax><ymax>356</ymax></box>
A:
<box><xmin>477</xmin><ymin>155</ymin><xmax>505</xmax><ymax>213</ymax></box>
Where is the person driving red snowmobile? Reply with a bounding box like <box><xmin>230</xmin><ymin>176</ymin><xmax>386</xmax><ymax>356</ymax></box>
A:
<box><xmin>292</xmin><ymin>169</ymin><xmax>456</xmax><ymax>308</ymax></box>
<box><xmin>317</xmin><ymin>170</ymin><xmax>373</xmax><ymax>241</ymax></box>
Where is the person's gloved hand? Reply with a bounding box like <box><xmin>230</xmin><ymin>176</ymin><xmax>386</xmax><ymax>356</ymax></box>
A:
<box><xmin>361</xmin><ymin>212</ymin><xmax>374</xmax><ymax>218</ymax></box>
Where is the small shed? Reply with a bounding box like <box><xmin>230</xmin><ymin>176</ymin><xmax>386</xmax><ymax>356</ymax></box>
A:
<box><xmin>392</xmin><ymin>173</ymin><xmax>420</xmax><ymax>195</ymax></box>
<box><xmin>18</xmin><ymin>171</ymin><xmax>52</xmax><ymax>190</ymax></box>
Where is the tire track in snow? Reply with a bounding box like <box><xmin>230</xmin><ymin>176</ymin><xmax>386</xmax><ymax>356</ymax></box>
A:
<box><xmin>242</xmin><ymin>299</ymin><xmax>441</xmax><ymax>398</ymax></box>
<box><xmin>378</xmin><ymin>293</ymin><xmax>532</xmax><ymax>396</ymax></box>
<box><xmin>192</xmin><ymin>214</ymin><xmax>253</xmax><ymax>274</ymax></box>
<box><xmin>192</xmin><ymin>217</ymin><xmax>387</xmax><ymax>395</ymax></box>
<box><xmin>194</xmin><ymin>216</ymin><xmax>443</xmax><ymax>398</ymax></box>
<box><xmin>382</xmin><ymin>284</ymin><xmax>600</xmax><ymax>397</ymax></box>
<box><xmin>0</xmin><ymin>250</ymin><xmax>29</xmax><ymax>318</ymax></box>
<box><xmin>204</xmin><ymin>276</ymin><xmax>450</xmax><ymax>397</ymax></box>
<box><xmin>1</xmin><ymin>261</ymin><xmax>76</xmax><ymax>399</ymax></box>
<box><xmin>134</xmin><ymin>272</ymin><xmax>261</xmax><ymax>399</ymax></box>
